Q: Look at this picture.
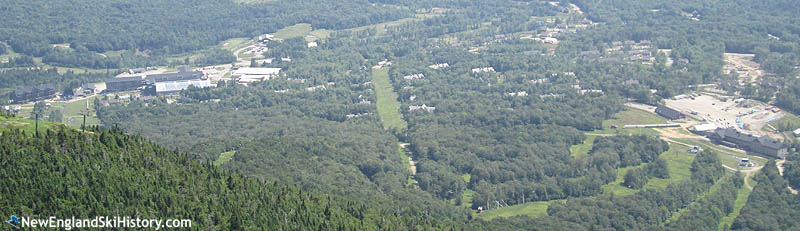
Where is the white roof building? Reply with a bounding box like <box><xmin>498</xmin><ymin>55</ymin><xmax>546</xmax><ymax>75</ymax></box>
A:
<box><xmin>409</xmin><ymin>104</ymin><xmax>436</xmax><ymax>112</ymax></box>
<box><xmin>472</xmin><ymin>67</ymin><xmax>495</xmax><ymax>73</ymax></box>
<box><xmin>506</xmin><ymin>91</ymin><xmax>528</xmax><ymax>96</ymax></box>
<box><xmin>794</xmin><ymin>128</ymin><xmax>800</xmax><ymax>136</ymax></box>
<box><xmin>155</xmin><ymin>79</ymin><xmax>213</xmax><ymax>94</ymax></box>
<box><xmin>232</xmin><ymin>67</ymin><xmax>282</xmax><ymax>83</ymax></box>
<box><xmin>429</xmin><ymin>63</ymin><xmax>449</xmax><ymax>69</ymax></box>
<box><xmin>692</xmin><ymin>123</ymin><xmax>719</xmax><ymax>132</ymax></box>
<box><xmin>403</xmin><ymin>73</ymin><xmax>425</xmax><ymax>80</ymax></box>
<box><xmin>307</xmin><ymin>42</ymin><xmax>318</xmax><ymax>48</ymax></box>
<box><xmin>543</xmin><ymin>37</ymin><xmax>558</xmax><ymax>44</ymax></box>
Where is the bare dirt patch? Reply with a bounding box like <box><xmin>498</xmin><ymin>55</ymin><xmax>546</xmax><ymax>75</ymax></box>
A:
<box><xmin>724</xmin><ymin>53</ymin><xmax>764</xmax><ymax>84</ymax></box>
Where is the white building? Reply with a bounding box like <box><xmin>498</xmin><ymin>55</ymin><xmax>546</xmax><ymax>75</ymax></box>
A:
<box><xmin>409</xmin><ymin>104</ymin><xmax>436</xmax><ymax>112</ymax></box>
<box><xmin>155</xmin><ymin>79</ymin><xmax>213</xmax><ymax>95</ymax></box>
<box><xmin>543</xmin><ymin>37</ymin><xmax>558</xmax><ymax>44</ymax></box>
<box><xmin>403</xmin><ymin>73</ymin><xmax>425</xmax><ymax>80</ymax></box>
<box><xmin>472</xmin><ymin>67</ymin><xmax>495</xmax><ymax>73</ymax></box>
<box><xmin>506</xmin><ymin>91</ymin><xmax>528</xmax><ymax>97</ymax></box>
<box><xmin>692</xmin><ymin>123</ymin><xmax>719</xmax><ymax>132</ymax></box>
<box><xmin>794</xmin><ymin>128</ymin><xmax>800</xmax><ymax>137</ymax></box>
<box><xmin>232</xmin><ymin>67</ymin><xmax>282</xmax><ymax>83</ymax></box>
<box><xmin>429</xmin><ymin>63</ymin><xmax>449</xmax><ymax>69</ymax></box>
<box><xmin>307</xmin><ymin>42</ymin><xmax>318</xmax><ymax>48</ymax></box>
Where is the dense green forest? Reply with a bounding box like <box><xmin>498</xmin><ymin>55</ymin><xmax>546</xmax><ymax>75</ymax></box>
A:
<box><xmin>0</xmin><ymin>115</ymin><xmax>459</xmax><ymax>230</ymax></box>
<box><xmin>6</xmin><ymin>0</ymin><xmax>800</xmax><ymax>229</ymax></box>
<box><xmin>0</xmin><ymin>0</ymin><xmax>409</xmax><ymax>69</ymax></box>
<box><xmin>731</xmin><ymin>159</ymin><xmax>800</xmax><ymax>230</ymax></box>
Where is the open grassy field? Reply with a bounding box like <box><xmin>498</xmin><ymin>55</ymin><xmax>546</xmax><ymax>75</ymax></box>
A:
<box><xmin>672</xmin><ymin>138</ymin><xmax>767</xmax><ymax>170</ymax></box>
<box><xmin>273</xmin><ymin>23</ymin><xmax>332</xmax><ymax>42</ymax></box>
<box><xmin>62</xmin><ymin>96</ymin><xmax>101</xmax><ymax>128</ymax></box>
<box><xmin>372</xmin><ymin>68</ymin><xmax>406</xmax><ymax>130</ymax></box>
<box><xmin>214</xmin><ymin>151</ymin><xmax>237</xmax><ymax>166</ymax></box>
<box><xmin>15</xmin><ymin>95</ymin><xmax>101</xmax><ymax>128</ymax></box>
<box><xmin>588</xmin><ymin>107</ymin><xmax>668</xmax><ymax>136</ymax></box>
<box><xmin>647</xmin><ymin>143</ymin><xmax>696</xmax><ymax>189</ymax></box>
<box><xmin>0</xmin><ymin>115</ymin><xmax>61</xmax><ymax>135</ymax></box>
<box><xmin>220</xmin><ymin>37</ymin><xmax>252</xmax><ymax>52</ymax></box>
<box><xmin>606</xmin><ymin>107</ymin><xmax>669</xmax><ymax>126</ymax></box>
<box><xmin>308</xmin><ymin>29</ymin><xmax>332</xmax><ymax>42</ymax></box>
<box><xmin>478</xmin><ymin>200</ymin><xmax>563</xmax><ymax>221</ymax></box>
<box><xmin>601</xmin><ymin>164</ymin><xmax>647</xmax><ymax>197</ymax></box>
<box><xmin>601</xmin><ymin>143</ymin><xmax>697</xmax><ymax>196</ymax></box>
<box><xmin>570</xmin><ymin>135</ymin><xmax>596</xmax><ymax>158</ymax></box>
<box><xmin>274</xmin><ymin>23</ymin><xmax>313</xmax><ymax>39</ymax></box>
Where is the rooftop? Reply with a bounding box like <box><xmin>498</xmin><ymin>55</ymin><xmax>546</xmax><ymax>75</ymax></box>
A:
<box><xmin>656</xmin><ymin>105</ymin><xmax>684</xmax><ymax>118</ymax></box>
<box><xmin>154</xmin><ymin>79</ymin><xmax>212</xmax><ymax>93</ymax></box>
<box><xmin>106</xmin><ymin>76</ymin><xmax>144</xmax><ymax>83</ymax></box>
<box><xmin>146</xmin><ymin>71</ymin><xmax>204</xmax><ymax>83</ymax></box>
<box><xmin>233</xmin><ymin>67</ymin><xmax>281</xmax><ymax>76</ymax></box>
<box><xmin>692</xmin><ymin>123</ymin><xmax>718</xmax><ymax>132</ymax></box>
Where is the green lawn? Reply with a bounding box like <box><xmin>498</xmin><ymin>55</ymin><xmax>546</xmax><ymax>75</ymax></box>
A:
<box><xmin>14</xmin><ymin>95</ymin><xmax>101</xmax><ymax>128</ymax></box>
<box><xmin>570</xmin><ymin>135</ymin><xmax>596</xmax><ymax>158</ymax></box>
<box><xmin>602</xmin><ymin>143</ymin><xmax>696</xmax><ymax>196</ymax></box>
<box><xmin>308</xmin><ymin>29</ymin><xmax>333</xmax><ymax>42</ymax></box>
<box><xmin>601</xmin><ymin>164</ymin><xmax>647</xmax><ymax>197</ymax></box>
<box><xmin>605</xmin><ymin>107</ymin><xmax>668</xmax><ymax>126</ymax></box>
<box><xmin>220</xmin><ymin>37</ymin><xmax>251</xmax><ymax>52</ymax></box>
<box><xmin>0</xmin><ymin>115</ymin><xmax>61</xmax><ymax>135</ymax></box>
<box><xmin>769</xmin><ymin>113</ymin><xmax>800</xmax><ymax>132</ymax></box>
<box><xmin>372</xmin><ymin>68</ymin><xmax>406</xmax><ymax>130</ymax></box>
<box><xmin>588</xmin><ymin>107</ymin><xmax>668</xmax><ymax>136</ymax></box>
<box><xmin>458</xmin><ymin>174</ymin><xmax>474</xmax><ymax>208</ymax></box>
<box><xmin>274</xmin><ymin>23</ymin><xmax>313</xmax><ymax>39</ymax></box>
<box><xmin>672</xmin><ymin>138</ymin><xmax>768</xmax><ymax>170</ymax></box>
<box><xmin>647</xmin><ymin>144</ymin><xmax>696</xmax><ymax>189</ymax></box>
<box><xmin>478</xmin><ymin>200</ymin><xmax>562</xmax><ymax>221</ymax></box>
<box><xmin>214</xmin><ymin>151</ymin><xmax>236</xmax><ymax>166</ymax></box>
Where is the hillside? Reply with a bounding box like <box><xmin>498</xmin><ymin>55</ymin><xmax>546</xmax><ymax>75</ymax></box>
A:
<box><xmin>0</xmin><ymin>114</ymin><xmax>450</xmax><ymax>230</ymax></box>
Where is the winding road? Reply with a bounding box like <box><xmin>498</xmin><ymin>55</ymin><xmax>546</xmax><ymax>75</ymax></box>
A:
<box><xmin>776</xmin><ymin>160</ymin><xmax>799</xmax><ymax>194</ymax></box>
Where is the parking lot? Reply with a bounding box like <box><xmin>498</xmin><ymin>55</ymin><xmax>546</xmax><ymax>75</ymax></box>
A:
<box><xmin>665</xmin><ymin>94</ymin><xmax>785</xmax><ymax>136</ymax></box>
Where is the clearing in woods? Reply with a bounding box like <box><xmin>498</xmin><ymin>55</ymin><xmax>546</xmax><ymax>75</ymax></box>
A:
<box><xmin>601</xmin><ymin>143</ymin><xmax>697</xmax><ymax>197</ymax></box>
<box><xmin>372</xmin><ymin>68</ymin><xmax>406</xmax><ymax>130</ymax></box>
<box><xmin>478</xmin><ymin>200</ymin><xmax>563</xmax><ymax>221</ymax></box>
<box><xmin>214</xmin><ymin>151</ymin><xmax>237</xmax><ymax>166</ymax></box>
<box><xmin>569</xmin><ymin>135</ymin><xmax>596</xmax><ymax>158</ymax></box>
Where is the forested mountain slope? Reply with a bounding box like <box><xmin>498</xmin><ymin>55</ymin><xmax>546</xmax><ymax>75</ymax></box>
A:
<box><xmin>732</xmin><ymin>159</ymin><xmax>800</xmax><ymax>230</ymax></box>
<box><xmin>0</xmin><ymin>115</ymin><xmax>453</xmax><ymax>230</ymax></box>
<box><xmin>0</xmin><ymin>0</ymin><xmax>408</xmax><ymax>55</ymax></box>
